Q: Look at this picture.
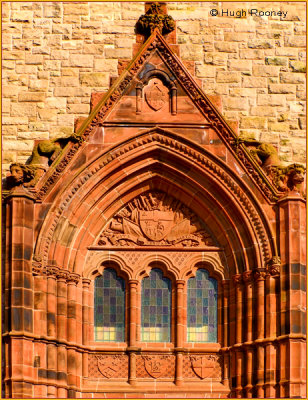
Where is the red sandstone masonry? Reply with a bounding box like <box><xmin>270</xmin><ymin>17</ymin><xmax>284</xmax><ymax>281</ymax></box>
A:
<box><xmin>3</xmin><ymin>3</ymin><xmax>306</xmax><ymax>399</ymax></box>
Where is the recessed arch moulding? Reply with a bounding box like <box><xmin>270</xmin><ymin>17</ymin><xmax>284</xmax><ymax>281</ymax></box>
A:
<box><xmin>33</xmin><ymin>128</ymin><xmax>275</xmax><ymax>278</ymax></box>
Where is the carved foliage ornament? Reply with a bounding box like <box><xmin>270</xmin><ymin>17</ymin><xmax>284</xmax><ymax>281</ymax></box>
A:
<box><xmin>136</xmin><ymin>3</ymin><xmax>175</xmax><ymax>37</ymax></box>
<box><xmin>97</xmin><ymin>191</ymin><xmax>215</xmax><ymax>247</ymax></box>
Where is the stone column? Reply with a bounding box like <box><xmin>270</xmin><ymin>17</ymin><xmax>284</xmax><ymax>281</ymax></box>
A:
<box><xmin>136</xmin><ymin>84</ymin><xmax>142</xmax><ymax>114</ymax></box>
<box><xmin>242</xmin><ymin>271</ymin><xmax>253</xmax><ymax>398</ymax></box>
<box><xmin>4</xmin><ymin>187</ymin><xmax>35</xmax><ymax>398</ymax></box>
<box><xmin>66</xmin><ymin>275</ymin><xmax>79</xmax><ymax>394</ymax></box>
<box><xmin>57</xmin><ymin>271</ymin><xmax>68</xmax><ymax>398</ymax></box>
<box><xmin>264</xmin><ymin>260</ymin><xmax>280</xmax><ymax>398</ymax></box>
<box><xmin>232</xmin><ymin>274</ymin><xmax>243</xmax><ymax>398</ymax></box>
<box><xmin>277</xmin><ymin>194</ymin><xmax>306</xmax><ymax>398</ymax></box>
<box><xmin>221</xmin><ymin>280</ymin><xmax>230</xmax><ymax>388</ymax></box>
<box><xmin>128</xmin><ymin>280</ymin><xmax>139</xmax><ymax>385</ymax></box>
<box><xmin>254</xmin><ymin>269</ymin><xmax>267</xmax><ymax>398</ymax></box>
<box><xmin>82</xmin><ymin>278</ymin><xmax>91</xmax><ymax>379</ymax></box>
<box><xmin>175</xmin><ymin>280</ymin><xmax>185</xmax><ymax>386</ymax></box>
<box><xmin>170</xmin><ymin>83</ymin><xmax>177</xmax><ymax>115</ymax></box>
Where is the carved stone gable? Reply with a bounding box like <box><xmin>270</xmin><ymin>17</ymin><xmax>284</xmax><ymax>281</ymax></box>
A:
<box><xmin>97</xmin><ymin>191</ymin><xmax>215</xmax><ymax>247</ymax></box>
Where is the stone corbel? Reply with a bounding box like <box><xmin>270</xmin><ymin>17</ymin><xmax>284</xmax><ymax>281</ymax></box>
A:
<box><xmin>266</xmin><ymin>256</ymin><xmax>281</xmax><ymax>278</ymax></box>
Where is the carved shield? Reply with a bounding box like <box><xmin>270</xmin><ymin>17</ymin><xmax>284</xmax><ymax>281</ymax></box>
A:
<box><xmin>142</xmin><ymin>356</ymin><xmax>168</xmax><ymax>379</ymax></box>
<box><xmin>145</xmin><ymin>83</ymin><xmax>167</xmax><ymax>111</ymax></box>
<box><xmin>97</xmin><ymin>356</ymin><xmax>120</xmax><ymax>379</ymax></box>
<box><xmin>139</xmin><ymin>210</ymin><xmax>174</xmax><ymax>241</ymax></box>
<box><xmin>190</xmin><ymin>355</ymin><xmax>217</xmax><ymax>379</ymax></box>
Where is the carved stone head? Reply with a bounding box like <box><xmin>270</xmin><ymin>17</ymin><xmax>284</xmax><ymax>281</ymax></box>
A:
<box><xmin>9</xmin><ymin>163</ymin><xmax>36</xmax><ymax>187</ymax></box>
<box><xmin>9</xmin><ymin>164</ymin><xmax>25</xmax><ymax>185</ymax></box>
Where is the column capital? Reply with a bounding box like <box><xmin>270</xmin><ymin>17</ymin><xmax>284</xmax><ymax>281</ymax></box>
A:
<box><xmin>67</xmin><ymin>272</ymin><xmax>80</xmax><ymax>285</ymax></box>
<box><xmin>232</xmin><ymin>274</ymin><xmax>242</xmax><ymax>285</ymax></box>
<box><xmin>82</xmin><ymin>278</ymin><xmax>91</xmax><ymax>287</ymax></box>
<box><xmin>242</xmin><ymin>270</ymin><xmax>253</xmax><ymax>283</ymax></box>
<box><xmin>267</xmin><ymin>256</ymin><xmax>281</xmax><ymax>278</ymax></box>
<box><xmin>254</xmin><ymin>269</ymin><xmax>267</xmax><ymax>281</ymax></box>
<box><xmin>176</xmin><ymin>279</ymin><xmax>185</xmax><ymax>287</ymax></box>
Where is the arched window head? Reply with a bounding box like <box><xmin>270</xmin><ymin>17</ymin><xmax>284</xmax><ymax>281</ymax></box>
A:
<box><xmin>94</xmin><ymin>268</ymin><xmax>125</xmax><ymax>342</ymax></box>
<box><xmin>141</xmin><ymin>268</ymin><xmax>171</xmax><ymax>342</ymax></box>
<box><xmin>187</xmin><ymin>269</ymin><xmax>217</xmax><ymax>342</ymax></box>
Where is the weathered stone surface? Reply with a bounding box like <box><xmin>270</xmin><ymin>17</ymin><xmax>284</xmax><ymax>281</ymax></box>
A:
<box><xmin>79</xmin><ymin>73</ymin><xmax>109</xmax><ymax>87</ymax></box>
<box><xmin>280</xmin><ymin>73</ymin><xmax>305</xmax><ymax>84</ymax></box>
<box><xmin>289</xmin><ymin>61</ymin><xmax>306</xmax><ymax>73</ymax></box>
<box><xmin>69</xmin><ymin>54</ymin><xmax>94</xmax><ymax>68</ymax></box>
<box><xmin>269</xmin><ymin>84</ymin><xmax>296</xmax><ymax>94</ymax></box>
<box><xmin>216</xmin><ymin>72</ymin><xmax>240</xmax><ymax>83</ymax></box>
<box><xmin>242</xmin><ymin>77</ymin><xmax>267</xmax><ymax>88</ymax></box>
<box><xmin>18</xmin><ymin>92</ymin><xmax>46</xmax><ymax>102</ymax></box>
<box><xmin>265</xmin><ymin>57</ymin><xmax>287</xmax><ymax>66</ymax></box>
<box><xmin>214</xmin><ymin>42</ymin><xmax>238</xmax><ymax>53</ymax></box>
<box><xmin>257</xmin><ymin>94</ymin><xmax>286</xmax><ymax>107</ymax></box>
<box><xmin>240</xmin><ymin>116</ymin><xmax>267</xmax><ymax>129</ymax></box>
<box><xmin>252</xmin><ymin>65</ymin><xmax>280</xmax><ymax>77</ymax></box>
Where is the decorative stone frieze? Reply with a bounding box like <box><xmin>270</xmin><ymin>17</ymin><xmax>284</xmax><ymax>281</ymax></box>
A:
<box><xmin>32</xmin><ymin>262</ymin><xmax>81</xmax><ymax>285</ymax></box>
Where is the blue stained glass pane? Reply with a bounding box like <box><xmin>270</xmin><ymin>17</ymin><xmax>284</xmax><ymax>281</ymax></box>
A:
<box><xmin>94</xmin><ymin>268</ymin><xmax>125</xmax><ymax>342</ymax></box>
<box><xmin>141</xmin><ymin>268</ymin><xmax>171</xmax><ymax>342</ymax></box>
<box><xmin>187</xmin><ymin>269</ymin><xmax>217</xmax><ymax>343</ymax></box>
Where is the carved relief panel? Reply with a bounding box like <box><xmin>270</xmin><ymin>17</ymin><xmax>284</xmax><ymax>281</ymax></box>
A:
<box><xmin>97</xmin><ymin>191</ymin><xmax>216</xmax><ymax>248</ymax></box>
<box><xmin>183</xmin><ymin>354</ymin><xmax>222</xmax><ymax>380</ymax></box>
<box><xmin>136</xmin><ymin>354</ymin><xmax>175</xmax><ymax>379</ymax></box>
<box><xmin>88</xmin><ymin>354</ymin><xmax>128</xmax><ymax>379</ymax></box>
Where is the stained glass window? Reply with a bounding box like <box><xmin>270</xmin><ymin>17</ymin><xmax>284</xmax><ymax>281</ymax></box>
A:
<box><xmin>187</xmin><ymin>269</ymin><xmax>217</xmax><ymax>342</ymax></box>
<box><xmin>141</xmin><ymin>268</ymin><xmax>171</xmax><ymax>342</ymax></box>
<box><xmin>94</xmin><ymin>268</ymin><xmax>125</xmax><ymax>342</ymax></box>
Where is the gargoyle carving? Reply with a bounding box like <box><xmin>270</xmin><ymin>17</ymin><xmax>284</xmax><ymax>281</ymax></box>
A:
<box><xmin>6</xmin><ymin>134</ymin><xmax>82</xmax><ymax>189</ymax></box>
<box><xmin>243</xmin><ymin>139</ymin><xmax>306</xmax><ymax>194</ymax></box>
<box><xmin>97</xmin><ymin>191</ymin><xmax>216</xmax><ymax>247</ymax></box>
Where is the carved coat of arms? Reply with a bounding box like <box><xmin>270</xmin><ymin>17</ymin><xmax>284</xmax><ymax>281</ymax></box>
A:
<box><xmin>190</xmin><ymin>355</ymin><xmax>219</xmax><ymax>379</ymax></box>
<box><xmin>96</xmin><ymin>355</ymin><xmax>122</xmax><ymax>379</ymax></box>
<box><xmin>97</xmin><ymin>191</ymin><xmax>215</xmax><ymax>247</ymax></box>
<box><xmin>142</xmin><ymin>355</ymin><xmax>169</xmax><ymax>379</ymax></box>
<box><xmin>144</xmin><ymin>80</ymin><xmax>168</xmax><ymax>111</ymax></box>
<box><xmin>139</xmin><ymin>210</ymin><xmax>174</xmax><ymax>240</ymax></box>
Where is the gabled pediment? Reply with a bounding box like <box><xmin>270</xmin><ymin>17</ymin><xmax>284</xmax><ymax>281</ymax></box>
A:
<box><xmin>5</xmin><ymin>24</ymin><xmax>305</xmax><ymax>203</ymax></box>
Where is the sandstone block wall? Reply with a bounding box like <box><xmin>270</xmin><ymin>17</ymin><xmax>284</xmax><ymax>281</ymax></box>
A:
<box><xmin>2</xmin><ymin>2</ymin><xmax>306</xmax><ymax>175</ymax></box>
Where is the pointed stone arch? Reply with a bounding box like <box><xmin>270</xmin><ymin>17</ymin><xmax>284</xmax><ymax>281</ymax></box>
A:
<box><xmin>33</xmin><ymin>128</ymin><xmax>276</xmax><ymax>278</ymax></box>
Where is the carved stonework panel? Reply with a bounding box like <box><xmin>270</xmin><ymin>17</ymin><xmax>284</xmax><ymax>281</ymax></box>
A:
<box><xmin>88</xmin><ymin>354</ymin><xmax>128</xmax><ymax>379</ymax></box>
<box><xmin>97</xmin><ymin>191</ymin><xmax>215</xmax><ymax>248</ymax></box>
<box><xmin>183</xmin><ymin>354</ymin><xmax>222</xmax><ymax>379</ymax></box>
<box><xmin>144</xmin><ymin>78</ymin><xmax>169</xmax><ymax>111</ymax></box>
<box><xmin>136</xmin><ymin>355</ymin><xmax>175</xmax><ymax>378</ymax></box>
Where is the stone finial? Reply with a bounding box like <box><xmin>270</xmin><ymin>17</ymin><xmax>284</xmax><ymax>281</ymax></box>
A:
<box><xmin>135</xmin><ymin>2</ymin><xmax>175</xmax><ymax>37</ymax></box>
